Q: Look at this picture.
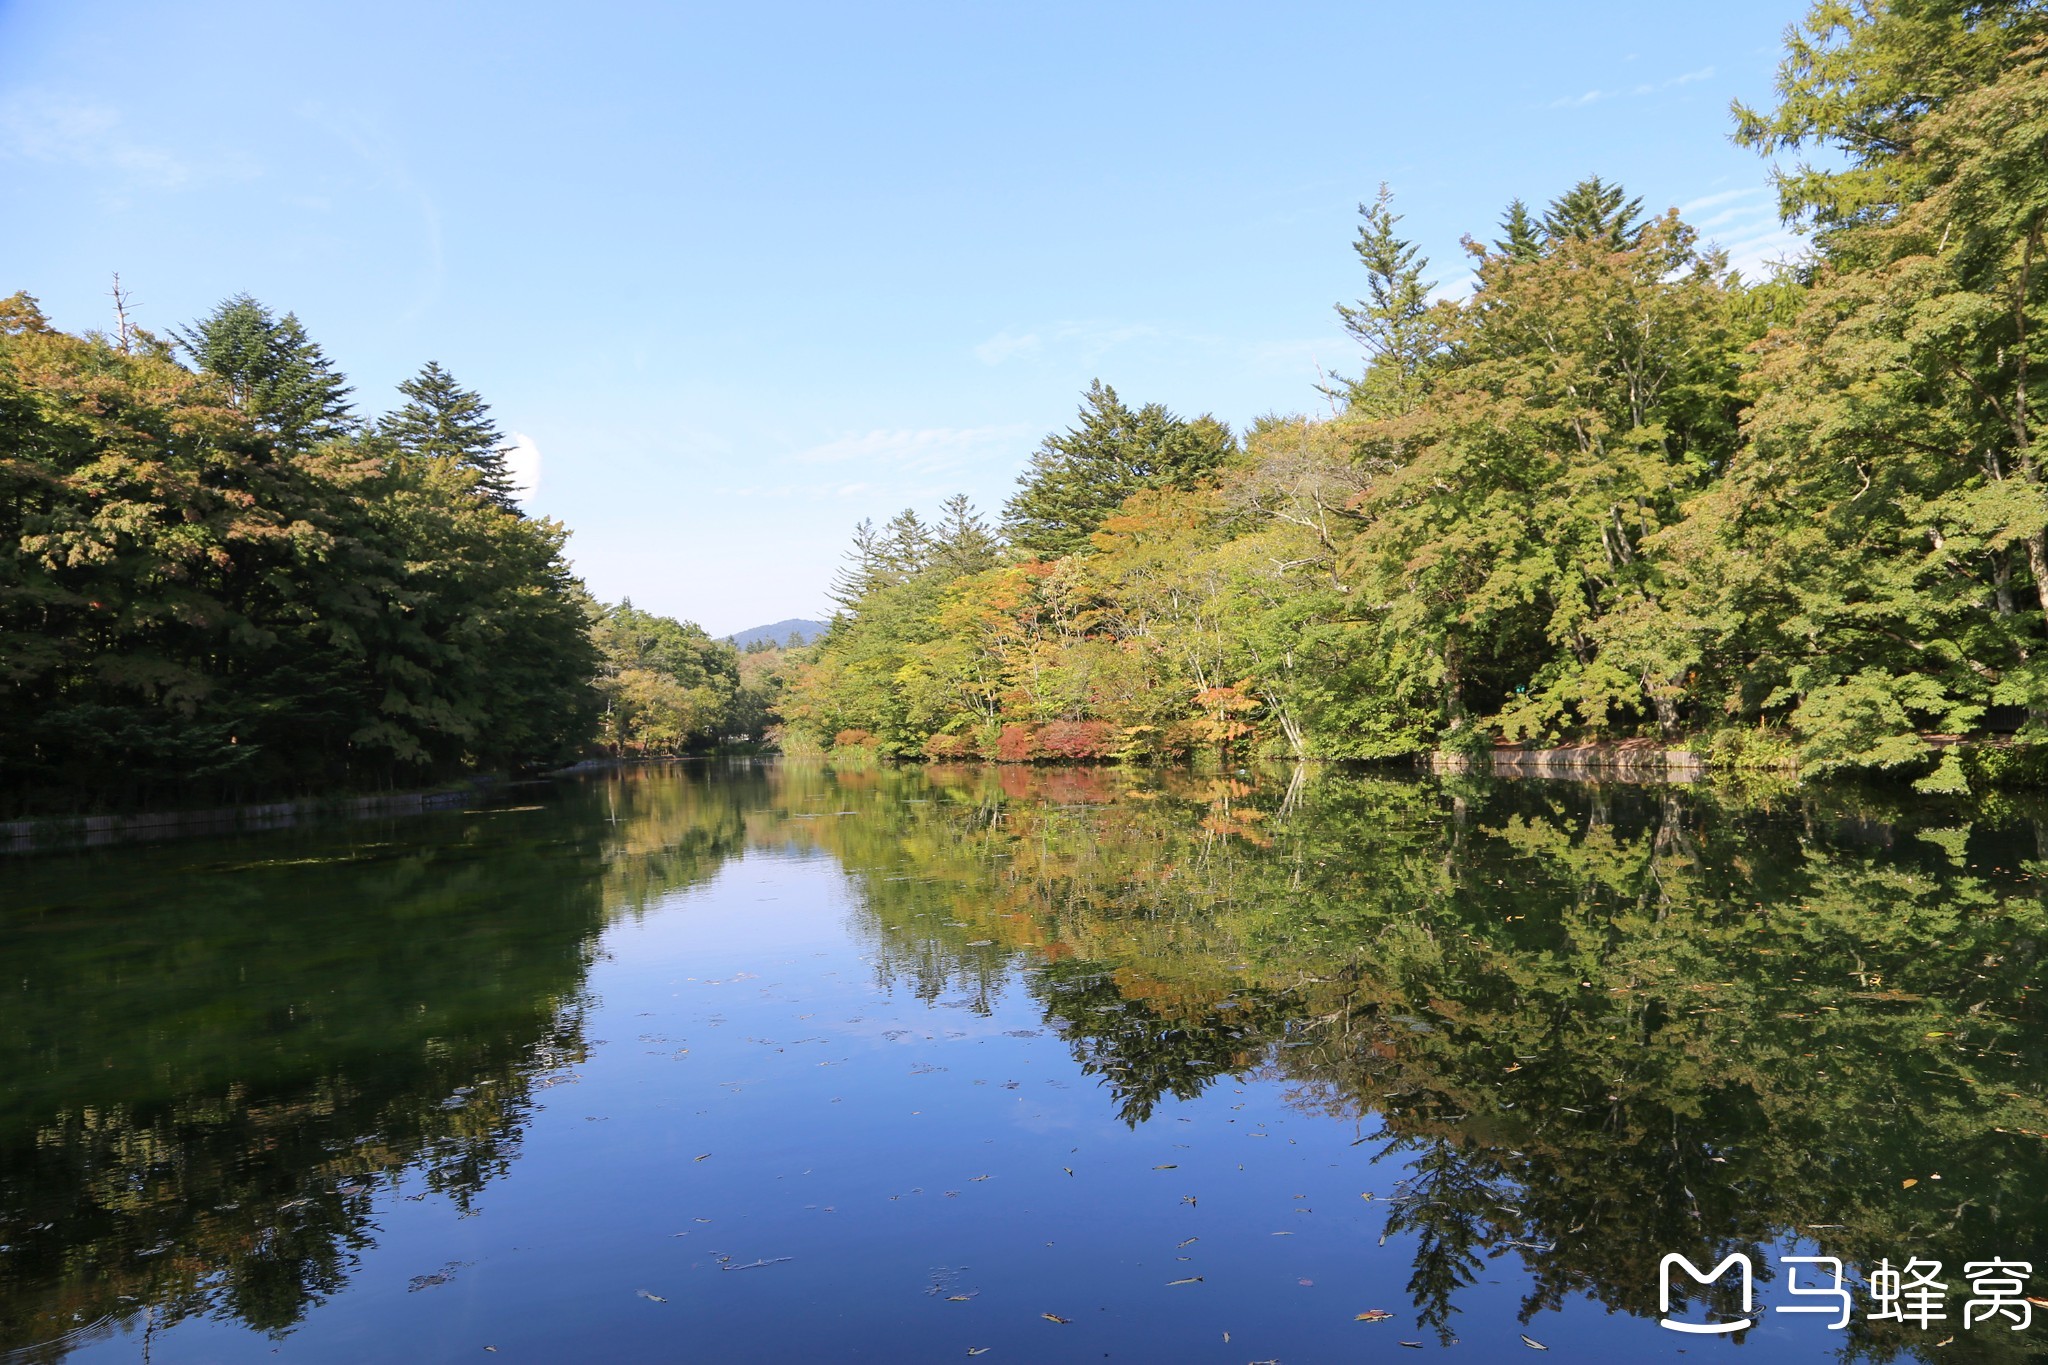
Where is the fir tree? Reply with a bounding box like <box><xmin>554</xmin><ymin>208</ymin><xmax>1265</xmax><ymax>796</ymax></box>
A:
<box><xmin>1540</xmin><ymin>175</ymin><xmax>1646</xmax><ymax>250</ymax></box>
<box><xmin>1001</xmin><ymin>380</ymin><xmax>1234</xmax><ymax>559</ymax></box>
<box><xmin>380</xmin><ymin>361</ymin><xmax>521</xmax><ymax>511</ymax></box>
<box><xmin>828</xmin><ymin>518</ymin><xmax>886</xmax><ymax>610</ymax></box>
<box><xmin>176</xmin><ymin>294</ymin><xmax>355</xmax><ymax>450</ymax></box>
<box><xmin>931</xmin><ymin>493</ymin><xmax>999</xmax><ymax>577</ymax></box>
<box><xmin>1333</xmin><ymin>185</ymin><xmax>1442</xmax><ymax>417</ymax></box>
<box><xmin>1494</xmin><ymin>199</ymin><xmax>1543</xmax><ymax>262</ymax></box>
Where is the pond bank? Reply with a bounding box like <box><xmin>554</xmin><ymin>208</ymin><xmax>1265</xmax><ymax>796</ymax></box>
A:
<box><xmin>1427</xmin><ymin>739</ymin><xmax>1705</xmax><ymax>781</ymax></box>
<box><xmin>1</xmin><ymin>785</ymin><xmax>486</xmax><ymax>855</ymax></box>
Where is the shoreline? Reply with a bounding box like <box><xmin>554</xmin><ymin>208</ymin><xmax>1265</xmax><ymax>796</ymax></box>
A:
<box><xmin>1</xmin><ymin>786</ymin><xmax>487</xmax><ymax>856</ymax></box>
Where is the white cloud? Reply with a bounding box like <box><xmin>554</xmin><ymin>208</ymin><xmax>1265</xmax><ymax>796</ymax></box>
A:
<box><xmin>1548</xmin><ymin>65</ymin><xmax>1716</xmax><ymax>109</ymax></box>
<box><xmin>1678</xmin><ymin>185</ymin><xmax>1810</xmax><ymax>280</ymax></box>
<box><xmin>788</xmin><ymin>424</ymin><xmax>1031</xmax><ymax>475</ymax></box>
<box><xmin>0</xmin><ymin>91</ymin><xmax>253</xmax><ymax>188</ymax></box>
<box><xmin>972</xmin><ymin>319</ymin><xmax>1161</xmax><ymax>366</ymax></box>
<box><xmin>505</xmin><ymin>432</ymin><xmax>542</xmax><ymax>502</ymax></box>
<box><xmin>974</xmin><ymin>330</ymin><xmax>1042</xmax><ymax>364</ymax></box>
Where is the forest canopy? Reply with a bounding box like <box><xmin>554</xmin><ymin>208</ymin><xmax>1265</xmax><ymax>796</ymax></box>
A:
<box><xmin>9</xmin><ymin>0</ymin><xmax>2046</xmax><ymax>808</ymax></box>
<box><xmin>0</xmin><ymin>297</ymin><xmax>761</xmax><ymax>814</ymax></box>
<box><xmin>785</xmin><ymin>0</ymin><xmax>2048</xmax><ymax>793</ymax></box>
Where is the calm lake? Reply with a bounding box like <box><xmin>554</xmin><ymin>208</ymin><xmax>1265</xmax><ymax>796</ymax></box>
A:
<box><xmin>4</xmin><ymin>761</ymin><xmax>2046</xmax><ymax>1363</ymax></box>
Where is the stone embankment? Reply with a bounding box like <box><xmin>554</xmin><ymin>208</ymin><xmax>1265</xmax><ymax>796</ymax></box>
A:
<box><xmin>1427</xmin><ymin>739</ymin><xmax>1704</xmax><ymax>781</ymax></box>
<box><xmin>1</xmin><ymin>788</ymin><xmax>479</xmax><ymax>855</ymax></box>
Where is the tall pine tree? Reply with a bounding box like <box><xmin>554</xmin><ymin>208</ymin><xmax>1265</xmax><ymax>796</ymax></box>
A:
<box><xmin>380</xmin><ymin>361</ymin><xmax>522</xmax><ymax>511</ymax></box>
<box><xmin>1540</xmin><ymin>175</ymin><xmax>1646</xmax><ymax>249</ymax></box>
<box><xmin>1333</xmin><ymin>185</ymin><xmax>1444</xmax><ymax>418</ymax></box>
<box><xmin>1001</xmin><ymin>380</ymin><xmax>1234</xmax><ymax>559</ymax></box>
<box><xmin>176</xmin><ymin>295</ymin><xmax>355</xmax><ymax>451</ymax></box>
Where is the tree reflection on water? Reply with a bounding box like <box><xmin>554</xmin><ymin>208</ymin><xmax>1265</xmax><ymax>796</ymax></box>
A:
<box><xmin>4</xmin><ymin>760</ymin><xmax>2044</xmax><ymax>1362</ymax></box>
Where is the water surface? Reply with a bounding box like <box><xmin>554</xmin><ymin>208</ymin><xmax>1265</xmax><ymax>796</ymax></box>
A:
<box><xmin>4</xmin><ymin>762</ymin><xmax>2045</xmax><ymax>1362</ymax></box>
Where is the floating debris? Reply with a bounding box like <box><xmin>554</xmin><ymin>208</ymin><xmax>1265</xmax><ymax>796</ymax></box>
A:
<box><xmin>1167</xmin><ymin>1276</ymin><xmax>1203</xmax><ymax>1286</ymax></box>
<box><xmin>636</xmin><ymin>1289</ymin><xmax>667</xmax><ymax>1303</ymax></box>
<box><xmin>1041</xmin><ymin>1313</ymin><xmax>1070</xmax><ymax>1324</ymax></box>
<box><xmin>721</xmin><ymin>1257</ymin><xmax>794</xmax><ymax>1272</ymax></box>
<box><xmin>1521</xmin><ymin>1332</ymin><xmax>1549</xmax><ymax>1350</ymax></box>
<box><xmin>407</xmin><ymin>1261</ymin><xmax>468</xmax><ymax>1293</ymax></box>
<box><xmin>1355</xmin><ymin>1309</ymin><xmax>1394</xmax><ymax>1322</ymax></box>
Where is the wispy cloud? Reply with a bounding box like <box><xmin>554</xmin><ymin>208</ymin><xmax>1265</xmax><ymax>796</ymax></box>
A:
<box><xmin>0</xmin><ymin>91</ymin><xmax>254</xmax><ymax>188</ymax></box>
<box><xmin>788</xmin><ymin>424</ymin><xmax>1033</xmax><ymax>474</ymax></box>
<box><xmin>1548</xmin><ymin>65</ymin><xmax>1715</xmax><ymax>110</ymax></box>
<box><xmin>972</xmin><ymin>320</ymin><xmax>1162</xmax><ymax>366</ymax></box>
<box><xmin>1679</xmin><ymin>185</ymin><xmax>1810</xmax><ymax>279</ymax></box>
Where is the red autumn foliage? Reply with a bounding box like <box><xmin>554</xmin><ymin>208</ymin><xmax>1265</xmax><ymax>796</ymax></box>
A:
<box><xmin>832</xmin><ymin>728</ymin><xmax>877</xmax><ymax>749</ymax></box>
<box><xmin>1035</xmin><ymin>719</ymin><xmax>1117</xmax><ymax>760</ymax></box>
<box><xmin>994</xmin><ymin>723</ymin><xmax>1041</xmax><ymax>762</ymax></box>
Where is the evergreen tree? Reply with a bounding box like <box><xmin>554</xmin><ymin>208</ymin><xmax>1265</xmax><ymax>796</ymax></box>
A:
<box><xmin>379</xmin><ymin>361</ymin><xmax>522</xmax><ymax>510</ymax></box>
<box><xmin>1333</xmin><ymin>185</ymin><xmax>1443</xmax><ymax>417</ymax></box>
<box><xmin>1494</xmin><ymin>199</ymin><xmax>1543</xmax><ymax>262</ymax></box>
<box><xmin>1540</xmin><ymin>175</ymin><xmax>1646</xmax><ymax>249</ymax></box>
<box><xmin>1001</xmin><ymin>380</ymin><xmax>1234</xmax><ymax>559</ymax></box>
<box><xmin>828</xmin><ymin>519</ymin><xmax>886</xmax><ymax>610</ymax></box>
<box><xmin>176</xmin><ymin>295</ymin><xmax>354</xmax><ymax>450</ymax></box>
<box><xmin>931</xmin><ymin>493</ymin><xmax>1000</xmax><ymax>577</ymax></box>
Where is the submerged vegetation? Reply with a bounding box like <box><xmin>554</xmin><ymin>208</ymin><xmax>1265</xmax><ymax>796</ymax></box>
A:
<box><xmin>789</xmin><ymin>1</ymin><xmax>2048</xmax><ymax>793</ymax></box>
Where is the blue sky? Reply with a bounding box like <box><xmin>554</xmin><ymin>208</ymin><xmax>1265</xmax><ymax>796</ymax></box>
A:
<box><xmin>2</xmin><ymin>0</ymin><xmax>1811</xmax><ymax>635</ymax></box>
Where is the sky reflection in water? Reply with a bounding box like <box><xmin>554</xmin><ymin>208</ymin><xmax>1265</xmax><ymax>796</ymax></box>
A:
<box><xmin>3</xmin><ymin>761</ymin><xmax>2045</xmax><ymax>1363</ymax></box>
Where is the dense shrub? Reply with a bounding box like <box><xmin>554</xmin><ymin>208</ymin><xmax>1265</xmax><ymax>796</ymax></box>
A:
<box><xmin>994</xmin><ymin>724</ymin><xmax>1041</xmax><ymax>763</ymax></box>
<box><xmin>922</xmin><ymin>732</ymin><xmax>978</xmax><ymax>760</ymax></box>
<box><xmin>1036</xmin><ymin>720</ymin><xmax>1117</xmax><ymax>760</ymax></box>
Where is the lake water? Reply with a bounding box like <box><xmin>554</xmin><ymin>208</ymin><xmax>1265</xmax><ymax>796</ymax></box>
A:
<box><xmin>3</xmin><ymin>761</ymin><xmax>2045</xmax><ymax>1363</ymax></box>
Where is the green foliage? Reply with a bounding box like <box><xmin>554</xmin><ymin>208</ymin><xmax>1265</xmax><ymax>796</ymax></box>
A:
<box><xmin>591</xmin><ymin>600</ymin><xmax>742</xmax><ymax>754</ymax></box>
<box><xmin>176</xmin><ymin>294</ymin><xmax>355</xmax><ymax>450</ymax></box>
<box><xmin>785</xmin><ymin>6</ymin><xmax>2045</xmax><ymax>784</ymax></box>
<box><xmin>1</xmin><ymin>293</ymin><xmax>597</xmax><ymax>811</ymax></box>
<box><xmin>1000</xmin><ymin>380</ymin><xmax>1236</xmax><ymax>559</ymax></box>
<box><xmin>379</xmin><ymin>360</ymin><xmax>521</xmax><ymax>510</ymax></box>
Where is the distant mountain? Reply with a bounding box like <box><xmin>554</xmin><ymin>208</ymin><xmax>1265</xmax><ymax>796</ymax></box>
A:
<box><xmin>726</xmin><ymin>618</ymin><xmax>827</xmax><ymax>650</ymax></box>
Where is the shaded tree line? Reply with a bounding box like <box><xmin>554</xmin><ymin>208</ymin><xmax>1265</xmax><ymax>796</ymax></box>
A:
<box><xmin>787</xmin><ymin>0</ymin><xmax>2048</xmax><ymax>791</ymax></box>
<box><xmin>0</xmin><ymin>294</ymin><xmax>760</xmax><ymax>813</ymax></box>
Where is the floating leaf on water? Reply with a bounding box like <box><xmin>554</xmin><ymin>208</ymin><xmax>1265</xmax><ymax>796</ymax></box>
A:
<box><xmin>947</xmin><ymin>1294</ymin><xmax>976</xmax><ymax>1302</ymax></box>
<box><xmin>1902</xmin><ymin>1178</ymin><xmax>1919</xmax><ymax>1188</ymax></box>
<box><xmin>721</xmin><ymin>1256</ymin><xmax>794</xmax><ymax>1272</ymax></box>
<box><xmin>1521</xmin><ymin>1333</ymin><xmax>1549</xmax><ymax>1350</ymax></box>
<box><xmin>967</xmin><ymin>1351</ymin><xmax>991</xmax><ymax>1357</ymax></box>
<box><xmin>1400</xmin><ymin>1342</ymin><xmax>1421</xmax><ymax>1349</ymax></box>
<box><xmin>1167</xmin><ymin>1276</ymin><xmax>1203</xmax><ymax>1285</ymax></box>
<box><xmin>636</xmin><ymin>1290</ymin><xmax>667</xmax><ymax>1303</ymax></box>
<box><xmin>1298</xmin><ymin>1278</ymin><xmax>1314</xmax><ymax>1287</ymax></box>
<box><xmin>1177</xmin><ymin>1237</ymin><xmax>1198</xmax><ymax>1248</ymax></box>
<box><xmin>1153</xmin><ymin>1164</ymin><xmax>1178</xmax><ymax>1170</ymax></box>
<box><xmin>695</xmin><ymin>1153</ymin><xmax>712</xmax><ymax>1162</ymax></box>
<box><xmin>1042</xmin><ymin>1313</ymin><xmax>1070</xmax><ymax>1324</ymax></box>
<box><xmin>1355</xmin><ymin>1310</ymin><xmax>1395</xmax><ymax>1322</ymax></box>
<box><xmin>1063</xmin><ymin>1167</ymin><xmax>1074</xmax><ymax>1176</ymax></box>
